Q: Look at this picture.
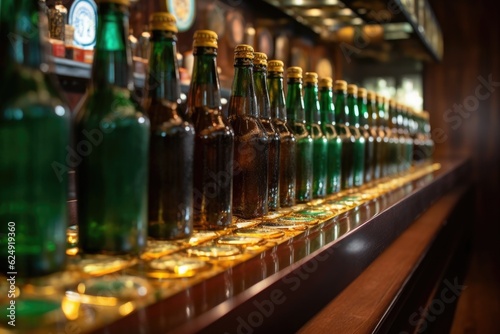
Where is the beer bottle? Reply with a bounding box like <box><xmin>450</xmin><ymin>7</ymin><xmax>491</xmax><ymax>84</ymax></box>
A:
<box><xmin>268</xmin><ymin>60</ymin><xmax>297</xmax><ymax>207</ymax></box>
<box><xmin>286</xmin><ymin>67</ymin><xmax>313</xmax><ymax>202</ymax></box>
<box><xmin>304</xmin><ymin>72</ymin><xmax>328</xmax><ymax>198</ymax></box>
<box><xmin>228</xmin><ymin>45</ymin><xmax>269</xmax><ymax>218</ymax></box>
<box><xmin>334</xmin><ymin>80</ymin><xmax>355</xmax><ymax>190</ymax></box>
<box><xmin>368</xmin><ymin>91</ymin><xmax>382</xmax><ymax>180</ymax></box>
<box><xmin>395</xmin><ymin>102</ymin><xmax>407</xmax><ymax>173</ymax></box>
<box><xmin>402</xmin><ymin>105</ymin><xmax>414</xmax><ymax>169</ymax></box>
<box><xmin>388</xmin><ymin>99</ymin><xmax>400</xmax><ymax>176</ymax></box>
<box><xmin>347</xmin><ymin>84</ymin><xmax>365</xmax><ymax>187</ymax></box>
<box><xmin>358</xmin><ymin>88</ymin><xmax>375</xmax><ymax>184</ymax></box>
<box><xmin>254</xmin><ymin>52</ymin><xmax>280</xmax><ymax>211</ymax></box>
<box><xmin>187</xmin><ymin>30</ymin><xmax>234</xmax><ymax>228</ymax></box>
<box><xmin>0</xmin><ymin>0</ymin><xmax>70</xmax><ymax>277</ymax></box>
<box><xmin>75</xmin><ymin>0</ymin><xmax>150</xmax><ymax>255</ymax></box>
<box><xmin>319</xmin><ymin>77</ymin><xmax>342</xmax><ymax>194</ymax></box>
<box><xmin>422</xmin><ymin>111</ymin><xmax>434</xmax><ymax>161</ymax></box>
<box><xmin>145</xmin><ymin>12</ymin><xmax>194</xmax><ymax>239</ymax></box>
<box><xmin>376</xmin><ymin>94</ymin><xmax>389</xmax><ymax>177</ymax></box>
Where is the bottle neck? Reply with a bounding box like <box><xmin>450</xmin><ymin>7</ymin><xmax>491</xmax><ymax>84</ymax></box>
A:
<box><xmin>334</xmin><ymin>89</ymin><xmax>348</xmax><ymax>126</ymax></box>
<box><xmin>377</xmin><ymin>100</ymin><xmax>386</xmax><ymax>128</ymax></box>
<box><xmin>268</xmin><ymin>72</ymin><xmax>287</xmax><ymax>121</ymax></box>
<box><xmin>367</xmin><ymin>98</ymin><xmax>378</xmax><ymax>127</ymax></box>
<box><xmin>91</xmin><ymin>3</ymin><xmax>133</xmax><ymax>89</ymax></box>
<box><xmin>187</xmin><ymin>46</ymin><xmax>221</xmax><ymax>111</ymax></box>
<box><xmin>319</xmin><ymin>87</ymin><xmax>336</xmax><ymax>126</ymax></box>
<box><xmin>146</xmin><ymin>30</ymin><xmax>180</xmax><ymax>103</ymax></box>
<box><xmin>286</xmin><ymin>78</ymin><xmax>305</xmax><ymax>123</ymax></box>
<box><xmin>388</xmin><ymin>105</ymin><xmax>398</xmax><ymax>130</ymax></box>
<box><xmin>358</xmin><ymin>96</ymin><xmax>369</xmax><ymax>127</ymax></box>
<box><xmin>304</xmin><ymin>82</ymin><xmax>321</xmax><ymax>125</ymax></box>
<box><xmin>347</xmin><ymin>93</ymin><xmax>359</xmax><ymax>127</ymax></box>
<box><xmin>0</xmin><ymin>0</ymin><xmax>50</xmax><ymax>71</ymax></box>
<box><xmin>228</xmin><ymin>57</ymin><xmax>258</xmax><ymax>117</ymax></box>
<box><xmin>253</xmin><ymin>66</ymin><xmax>271</xmax><ymax>119</ymax></box>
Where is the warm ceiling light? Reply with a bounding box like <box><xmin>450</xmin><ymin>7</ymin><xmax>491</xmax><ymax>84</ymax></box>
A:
<box><xmin>304</xmin><ymin>8</ymin><xmax>323</xmax><ymax>17</ymax></box>
<box><xmin>323</xmin><ymin>18</ymin><xmax>339</xmax><ymax>26</ymax></box>
<box><xmin>351</xmin><ymin>18</ymin><xmax>363</xmax><ymax>25</ymax></box>
<box><xmin>338</xmin><ymin>8</ymin><xmax>354</xmax><ymax>16</ymax></box>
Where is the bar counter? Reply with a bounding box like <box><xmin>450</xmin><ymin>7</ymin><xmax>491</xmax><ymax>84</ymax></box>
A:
<box><xmin>0</xmin><ymin>158</ymin><xmax>472</xmax><ymax>334</ymax></box>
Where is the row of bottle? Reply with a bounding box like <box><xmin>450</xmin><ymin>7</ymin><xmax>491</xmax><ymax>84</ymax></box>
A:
<box><xmin>0</xmin><ymin>0</ymin><xmax>433</xmax><ymax>278</ymax></box>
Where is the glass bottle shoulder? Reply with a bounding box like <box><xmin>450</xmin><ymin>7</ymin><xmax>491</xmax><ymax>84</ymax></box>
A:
<box><xmin>76</xmin><ymin>86</ymin><xmax>149</xmax><ymax>131</ymax></box>
<box><xmin>148</xmin><ymin>100</ymin><xmax>194</xmax><ymax>137</ymax></box>
<box><xmin>189</xmin><ymin>105</ymin><xmax>233</xmax><ymax>139</ymax></box>
<box><xmin>1</xmin><ymin>66</ymin><xmax>70</xmax><ymax>121</ymax></box>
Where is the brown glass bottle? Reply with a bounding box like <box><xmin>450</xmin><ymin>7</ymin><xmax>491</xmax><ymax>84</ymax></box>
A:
<box><xmin>145</xmin><ymin>13</ymin><xmax>194</xmax><ymax>239</ymax></box>
<box><xmin>228</xmin><ymin>45</ymin><xmax>269</xmax><ymax>218</ymax></box>
<box><xmin>268</xmin><ymin>60</ymin><xmax>297</xmax><ymax>208</ymax></box>
<box><xmin>254</xmin><ymin>52</ymin><xmax>280</xmax><ymax>211</ymax></box>
<box><xmin>186</xmin><ymin>30</ymin><xmax>234</xmax><ymax>229</ymax></box>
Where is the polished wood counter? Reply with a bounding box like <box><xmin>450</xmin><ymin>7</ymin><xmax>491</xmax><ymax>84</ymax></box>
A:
<box><xmin>90</xmin><ymin>158</ymin><xmax>471</xmax><ymax>334</ymax></box>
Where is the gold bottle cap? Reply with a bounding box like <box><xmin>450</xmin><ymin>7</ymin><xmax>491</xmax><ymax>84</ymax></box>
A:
<box><xmin>193</xmin><ymin>30</ymin><xmax>218</xmax><ymax>48</ymax></box>
<box><xmin>304</xmin><ymin>72</ymin><xmax>318</xmax><ymax>84</ymax></box>
<box><xmin>150</xmin><ymin>12</ymin><xmax>177</xmax><ymax>33</ymax></box>
<box><xmin>96</xmin><ymin>0</ymin><xmax>130</xmax><ymax>5</ymax></box>
<box><xmin>358</xmin><ymin>87</ymin><xmax>367</xmax><ymax>98</ymax></box>
<box><xmin>334</xmin><ymin>80</ymin><xmax>347</xmax><ymax>91</ymax></box>
<box><xmin>268</xmin><ymin>60</ymin><xmax>284</xmax><ymax>73</ymax></box>
<box><xmin>253</xmin><ymin>52</ymin><xmax>267</xmax><ymax>66</ymax></box>
<box><xmin>389</xmin><ymin>99</ymin><xmax>396</xmax><ymax>107</ymax></box>
<box><xmin>234</xmin><ymin>44</ymin><xmax>254</xmax><ymax>59</ymax></box>
<box><xmin>367</xmin><ymin>91</ymin><xmax>376</xmax><ymax>100</ymax></box>
<box><xmin>287</xmin><ymin>66</ymin><xmax>302</xmax><ymax>79</ymax></box>
<box><xmin>347</xmin><ymin>84</ymin><xmax>358</xmax><ymax>94</ymax></box>
<box><xmin>377</xmin><ymin>94</ymin><xmax>385</xmax><ymax>103</ymax></box>
<box><xmin>319</xmin><ymin>77</ymin><xmax>333</xmax><ymax>88</ymax></box>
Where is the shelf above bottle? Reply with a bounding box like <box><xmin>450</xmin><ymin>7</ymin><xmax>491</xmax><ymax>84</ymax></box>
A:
<box><xmin>261</xmin><ymin>0</ymin><xmax>442</xmax><ymax>62</ymax></box>
<box><xmin>51</xmin><ymin>57</ymin><xmax>231</xmax><ymax>106</ymax></box>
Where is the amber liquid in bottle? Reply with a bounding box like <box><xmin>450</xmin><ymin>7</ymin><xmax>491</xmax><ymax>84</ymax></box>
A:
<box><xmin>187</xmin><ymin>30</ymin><xmax>234</xmax><ymax>229</ymax></box>
<box><xmin>268</xmin><ymin>60</ymin><xmax>297</xmax><ymax>208</ymax></box>
<box><xmin>145</xmin><ymin>13</ymin><xmax>194</xmax><ymax>239</ymax></box>
<box><xmin>254</xmin><ymin>53</ymin><xmax>280</xmax><ymax>211</ymax></box>
<box><xmin>228</xmin><ymin>45</ymin><xmax>269</xmax><ymax>218</ymax></box>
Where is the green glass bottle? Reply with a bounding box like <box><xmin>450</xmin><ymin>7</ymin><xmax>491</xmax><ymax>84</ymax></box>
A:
<box><xmin>75</xmin><ymin>0</ymin><xmax>150</xmax><ymax>255</ymax></box>
<box><xmin>395</xmin><ymin>102</ymin><xmax>406</xmax><ymax>173</ymax></box>
<box><xmin>376</xmin><ymin>94</ymin><xmax>389</xmax><ymax>178</ymax></box>
<box><xmin>368</xmin><ymin>91</ymin><xmax>382</xmax><ymax>180</ymax></box>
<box><xmin>402</xmin><ymin>105</ymin><xmax>414</xmax><ymax>169</ymax></box>
<box><xmin>358</xmin><ymin>88</ymin><xmax>375</xmax><ymax>184</ymax></box>
<box><xmin>0</xmin><ymin>0</ymin><xmax>70</xmax><ymax>277</ymax></box>
<box><xmin>422</xmin><ymin>111</ymin><xmax>434</xmax><ymax>161</ymax></box>
<box><xmin>319</xmin><ymin>77</ymin><xmax>342</xmax><ymax>194</ymax></box>
<box><xmin>400</xmin><ymin>104</ymin><xmax>408</xmax><ymax>171</ymax></box>
<box><xmin>347</xmin><ymin>84</ymin><xmax>365</xmax><ymax>187</ymax></box>
<box><xmin>228</xmin><ymin>45</ymin><xmax>269</xmax><ymax>218</ymax></box>
<box><xmin>387</xmin><ymin>99</ymin><xmax>400</xmax><ymax>176</ymax></box>
<box><xmin>303</xmin><ymin>72</ymin><xmax>328</xmax><ymax>198</ymax></box>
<box><xmin>144</xmin><ymin>13</ymin><xmax>194</xmax><ymax>239</ymax></box>
<box><xmin>254</xmin><ymin>52</ymin><xmax>280</xmax><ymax>211</ymax></box>
<box><xmin>286</xmin><ymin>67</ymin><xmax>313</xmax><ymax>202</ymax></box>
<box><xmin>187</xmin><ymin>30</ymin><xmax>234</xmax><ymax>229</ymax></box>
<box><xmin>268</xmin><ymin>60</ymin><xmax>296</xmax><ymax>207</ymax></box>
<box><xmin>334</xmin><ymin>80</ymin><xmax>355</xmax><ymax>190</ymax></box>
